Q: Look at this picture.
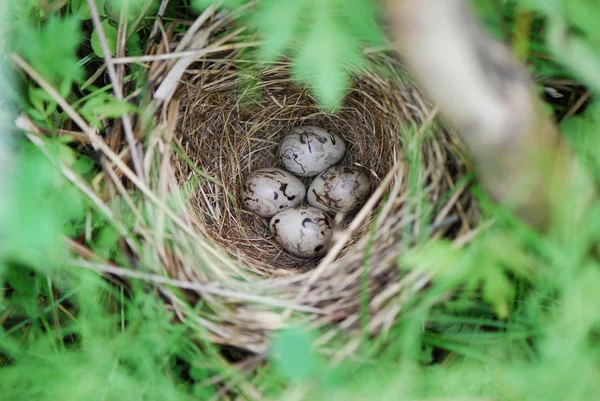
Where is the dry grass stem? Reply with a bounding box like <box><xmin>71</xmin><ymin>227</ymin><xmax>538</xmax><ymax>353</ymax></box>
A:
<box><xmin>86</xmin><ymin>0</ymin><xmax>144</xmax><ymax>179</ymax></box>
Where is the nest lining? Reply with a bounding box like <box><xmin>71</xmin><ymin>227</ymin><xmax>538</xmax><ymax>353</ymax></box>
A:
<box><xmin>145</xmin><ymin>14</ymin><xmax>479</xmax><ymax>353</ymax></box>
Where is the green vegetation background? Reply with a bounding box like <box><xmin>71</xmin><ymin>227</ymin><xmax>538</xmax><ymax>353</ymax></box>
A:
<box><xmin>1</xmin><ymin>0</ymin><xmax>600</xmax><ymax>400</ymax></box>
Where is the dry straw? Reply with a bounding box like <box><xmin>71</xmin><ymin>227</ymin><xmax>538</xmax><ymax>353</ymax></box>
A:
<box><xmin>17</xmin><ymin>4</ymin><xmax>479</xmax><ymax>358</ymax></box>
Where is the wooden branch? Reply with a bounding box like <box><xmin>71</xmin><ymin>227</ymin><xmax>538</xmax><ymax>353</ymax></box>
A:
<box><xmin>385</xmin><ymin>0</ymin><xmax>595</xmax><ymax>230</ymax></box>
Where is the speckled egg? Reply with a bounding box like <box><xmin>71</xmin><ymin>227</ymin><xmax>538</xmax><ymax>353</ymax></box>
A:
<box><xmin>307</xmin><ymin>166</ymin><xmax>371</xmax><ymax>214</ymax></box>
<box><xmin>270</xmin><ymin>206</ymin><xmax>334</xmax><ymax>258</ymax></box>
<box><xmin>241</xmin><ymin>168</ymin><xmax>306</xmax><ymax>218</ymax></box>
<box><xmin>279</xmin><ymin>126</ymin><xmax>346</xmax><ymax>177</ymax></box>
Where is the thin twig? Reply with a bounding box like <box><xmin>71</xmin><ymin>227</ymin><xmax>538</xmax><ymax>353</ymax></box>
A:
<box><xmin>70</xmin><ymin>260</ymin><xmax>326</xmax><ymax>314</ymax></box>
<box><xmin>86</xmin><ymin>0</ymin><xmax>145</xmax><ymax>180</ymax></box>
<box><xmin>148</xmin><ymin>0</ymin><xmax>173</xmax><ymax>43</ymax></box>
<box><xmin>112</xmin><ymin>42</ymin><xmax>262</xmax><ymax>64</ymax></box>
<box><xmin>561</xmin><ymin>91</ymin><xmax>590</xmax><ymax>122</ymax></box>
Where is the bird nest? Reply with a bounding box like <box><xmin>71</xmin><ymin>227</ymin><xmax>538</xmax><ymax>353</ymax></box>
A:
<box><xmin>137</xmin><ymin>10</ymin><xmax>478</xmax><ymax>354</ymax></box>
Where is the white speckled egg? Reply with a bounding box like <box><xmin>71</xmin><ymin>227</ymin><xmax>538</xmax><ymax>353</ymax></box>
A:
<box><xmin>279</xmin><ymin>126</ymin><xmax>346</xmax><ymax>177</ymax></box>
<box><xmin>241</xmin><ymin>168</ymin><xmax>306</xmax><ymax>218</ymax></box>
<box><xmin>270</xmin><ymin>206</ymin><xmax>333</xmax><ymax>258</ymax></box>
<box><xmin>307</xmin><ymin>166</ymin><xmax>371</xmax><ymax>214</ymax></box>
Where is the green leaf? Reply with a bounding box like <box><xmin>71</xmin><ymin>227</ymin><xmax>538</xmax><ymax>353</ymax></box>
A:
<box><xmin>2</xmin><ymin>145</ymin><xmax>84</xmax><ymax>270</ymax></box>
<box><xmin>4</xmin><ymin>268</ymin><xmax>38</xmax><ymax>296</ymax></box>
<box><xmin>561</xmin><ymin>106</ymin><xmax>600</xmax><ymax>180</ymax></box>
<box><xmin>127</xmin><ymin>32</ymin><xmax>143</xmax><ymax>56</ymax></box>
<box><xmin>58</xmin><ymin>143</ymin><xmax>77</xmax><ymax>166</ymax></box>
<box><xmin>73</xmin><ymin>155</ymin><xmax>96</xmax><ymax>175</ymax></box>
<box><xmin>402</xmin><ymin>232</ymin><xmax>528</xmax><ymax>319</ymax></box>
<box><xmin>547</xmin><ymin>17</ymin><xmax>600</xmax><ymax>95</ymax></box>
<box><xmin>105</xmin><ymin>0</ymin><xmax>160</xmax><ymax>22</ymax></box>
<box><xmin>72</xmin><ymin>0</ymin><xmax>106</xmax><ymax>20</ymax></box>
<box><xmin>519</xmin><ymin>0</ymin><xmax>561</xmax><ymax>15</ymax></box>
<box><xmin>92</xmin><ymin>101</ymin><xmax>135</xmax><ymax>117</ymax></box>
<box><xmin>292</xmin><ymin>3</ymin><xmax>364</xmax><ymax>110</ymax></box>
<box><xmin>402</xmin><ymin>239</ymin><xmax>465</xmax><ymax>282</ymax></box>
<box><xmin>335</xmin><ymin>0</ymin><xmax>386</xmax><ymax>46</ymax></box>
<box><xmin>91</xmin><ymin>19</ymin><xmax>118</xmax><ymax>58</ymax></box>
<box><xmin>79</xmin><ymin>93</ymin><xmax>136</xmax><ymax>127</ymax></box>
<box><xmin>96</xmin><ymin>226</ymin><xmax>119</xmax><ymax>249</ymax></box>
<box><xmin>253</xmin><ymin>0</ymin><xmax>306</xmax><ymax>61</ymax></box>
<box><xmin>189</xmin><ymin>366</ymin><xmax>210</xmax><ymax>381</ymax></box>
<box><xmin>28</xmin><ymin>85</ymin><xmax>58</xmax><ymax>120</ymax></box>
<box><xmin>481</xmin><ymin>268</ymin><xmax>514</xmax><ymax>319</ymax></box>
<box><xmin>12</xmin><ymin>15</ymin><xmax>83</xmax><ymax>87</ymax></box>
<box><xmin>271</xmin><ymin>327</ymin><xmax>318</xmax><ymax>381</ymax></box>
<box><xmin>559</xmin><ymin>0</ymin><xmax>600</xmax><ymax>38</ymax></box>
<box><xmin>193</xmin><ymin>383</ymin><xmax>216</xmax><ymax>398</ymax></box>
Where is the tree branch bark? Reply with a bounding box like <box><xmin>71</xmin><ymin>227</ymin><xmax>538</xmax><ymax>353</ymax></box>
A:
<box><xmin>385</xmin><ymin>0</ymin><xmax>595</xmax><ymax>230</ymax></box>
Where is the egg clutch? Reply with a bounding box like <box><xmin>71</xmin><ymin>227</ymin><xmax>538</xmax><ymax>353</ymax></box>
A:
<box><xmin>241</xmin><ymin>126</ymin><xmax>372</xmax><ymax>259</ymax></box>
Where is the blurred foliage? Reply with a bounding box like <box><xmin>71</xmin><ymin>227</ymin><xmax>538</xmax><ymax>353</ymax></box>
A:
<box><xmin>11</xmin><ymin>15</ymin><xmax>83</xmax><ymax>90</ymax></box>
<box><xmin>2</xmin><ymin>0</ymin><xmax>600</xmax><ymax>401</ymax></box>
<box><xmin>271</xmin><ymin>327</ymin><xmax>321</xmax><ymax>381</ymax></box>
<box><xmin>195</xmin><ymin>0</ymin><xmax>385</xmax><ymax>109</ymax></box>
<box><xmin>104</xmin><ymin>0</ymin><xmax>159</xmax><ymax>23</ymax></box>
<box><xmin>1</xmin><ymin>143</ymin><xmax>85</xmax><ymax>271</ymax></box>
<box><xmin>561</xmin><ymin>103</ymin><xmax>600</xmax><ymax>181</ymax></box>
<box><xmin>402</xmin><ymin>232</ymin><xmax>534</xmax><ymax>319</ymax></box>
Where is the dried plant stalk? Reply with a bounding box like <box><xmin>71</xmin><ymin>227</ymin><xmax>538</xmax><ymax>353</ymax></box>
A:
<box><xmin>385</xmin><ymin>0</ymin><xmax>596</xmax><ymax>230</ymax></box>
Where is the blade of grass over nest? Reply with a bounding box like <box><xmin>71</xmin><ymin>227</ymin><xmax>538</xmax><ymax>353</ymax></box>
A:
<box><xmin>359</xmin><ymin>206</ymin><xmax>381</xmax><ymax>350</ymax></box>
<box><xmin>432</xmin><ymin>174</ymin><xmax>473</xmax><ymax>228</ymax></box>
<box><xmin>235</xmin><ymin>48</ymin><xmax>263</xmax><ymax>107</ymax></box>
<box><xmin>403</xmin><ymin>126</ymin><xmax>434</xmax><ymax>240</ymax></box>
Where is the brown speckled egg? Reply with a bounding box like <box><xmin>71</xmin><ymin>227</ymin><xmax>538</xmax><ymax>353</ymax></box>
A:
<box><xmin>270</xmin><ymin>206</ymin><xmax>333</xmax><ymax>258</ymax></box>
<box><xmin>241</xmin><ymin>168</ymin><xmax>306</xmax><ymax>218</ymax></box>
<box><xmin>307</xmin><ymin>166</ymin><xmax>371</xmax><ymax>214</ymax></box>
<box><xmin>279</xmin><ymin>126</ymin><xmax>346</xmax><ymax>177</ymax></box>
